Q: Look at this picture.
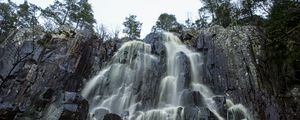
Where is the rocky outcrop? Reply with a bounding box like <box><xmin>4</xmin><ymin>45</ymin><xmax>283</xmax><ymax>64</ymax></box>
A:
<box><xmin>0</xmin><ymin>30</ymin><xmax>120</xmax><ymax>119</ymax></box>
<box><xmin>192</xmin><ymin>25</ymin><xmax>300</xmax><ymax>120</ymax></box>
<box><xmin>16</xmin><ymin>90</ymin><xmax>89</xmax><ymax>120</ymax></box>
<box><xmin>42</xmin><ymin>91</ymin><xmax>89</xmax><ymax>120</ymax></box>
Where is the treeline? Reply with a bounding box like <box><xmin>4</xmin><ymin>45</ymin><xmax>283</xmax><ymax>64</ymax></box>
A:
<box><xmin>0</xmin><ymin>0</ymin><xmax>97</xmax><ymax>42</ymax></box>
<box><xmin>0</xmin><ymin>0</ymin><xmax>188</xmax><ymax>42</ymax></box>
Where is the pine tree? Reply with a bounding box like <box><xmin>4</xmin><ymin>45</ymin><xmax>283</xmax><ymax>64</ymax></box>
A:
<box><xmin>17</xmin><ymin>1</ymin><xmax>40</xmax><ymax>28</ymax></box>
<box><xmin>42</xmin><ymin>0</ymin><xmax>95</xmax><ymax>31</ymax></box>
<box><xmin>42</xmin><ymin>0</ymin><xmax>69</xmax><ymax>26</ymax></box>
<box><xmin>122</xmin><ymin>15</ymin><xmax>142</xmax><ymax>39</ymax></box>
<box><xmin>0</xmin><ymin>1</ymin><xmax>17</xmax><ymax>43</ymax></box>
<box><xmin>153</xmin><ymin>13</ymin><xmax>180</xmax><ymax>32</ymax></box>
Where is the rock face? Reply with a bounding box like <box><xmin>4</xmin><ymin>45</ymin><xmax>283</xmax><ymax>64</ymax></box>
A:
<box><xmin>42</xmin><ymin>91</ymin><xmax>89</xmax><ymax>120</ymax></box>
<box><xmin>0</xmin><ymin>30</ymin><xmax>120</xmax><ymax>119</ymax></box>
<box><xmin>193</xmin><ymin>25</ymin><xmax>300</xmax><ymax>120</ymax></box>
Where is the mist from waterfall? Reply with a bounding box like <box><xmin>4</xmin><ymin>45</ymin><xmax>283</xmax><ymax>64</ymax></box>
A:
<box><xmin>81</xmin><ymin>32</ymin><xmax>252</xmax><ymax>120</ymax></box>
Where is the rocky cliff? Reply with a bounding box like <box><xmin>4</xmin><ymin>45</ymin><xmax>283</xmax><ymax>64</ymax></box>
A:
<box><xmin>0</xmin><ymin>30</ymin><xmax>120</xmax><ymax>120</ymax></box>
<box><xmin>0</xmin><ymin>26</ymin><xmax>299</xmax><ymax>120</ymax></box>
<box><xmin>188</xmin><ymin>25</ymin><xmax>299</xmax><ymax>120</ymax></box>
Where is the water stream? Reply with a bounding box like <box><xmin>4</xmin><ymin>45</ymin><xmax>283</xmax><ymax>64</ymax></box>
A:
<box><xmin>81</xmin><ymin>32</ymin><xmax>252</xmax><ymax>120</ymax></box>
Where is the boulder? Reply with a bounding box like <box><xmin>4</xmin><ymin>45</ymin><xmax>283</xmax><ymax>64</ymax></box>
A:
<box><xmin>180</xmin><ymin>90</ymin><xmax>205</xmax><ymax>107</ymax></box>
<box><xmin>103</xmin><ymin>113</ymin><xmax>122</xmax><ymax>120</ymax></box>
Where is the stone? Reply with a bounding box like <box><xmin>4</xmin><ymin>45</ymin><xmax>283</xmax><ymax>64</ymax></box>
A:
<box><xmin>176</xmin><ymin>52</ymin><xmax>191</xmax><ymax>91</ymax></box>
<box><xmin>103</xmin><ymin>113</ymin><xmax>122</xmax><ymax>120</ymax></box>
<box><xmin>0</xmin><ymin>102</ymin><xmax>20</xmax><ymax>120</ymax></box>
<box><xmin>43</xmin><ymin>91</ymin><xmax>89</xmax><ymax>120</ymax></box>
<box><xmin>180</xmin><ymin>90</ymin><xmax>205</xmax><ymax>107</ymax></box>
<box><xmin>92</xmin><ymin>108</ymin><xmax>109</xmax><ymax>120</ymax></box>
<box><xmin>183</xmin><ymin>106</ymin><xmax>214</xmax><ymax>120</ymax></box>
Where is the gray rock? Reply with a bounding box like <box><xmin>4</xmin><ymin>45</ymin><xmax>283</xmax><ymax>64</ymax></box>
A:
<box><xmin>92</xmin><ymin>108</ymin><xmax>109</xmax><ymax>120</ymax></box>
<box><xmin>144</xmin><ymin>32</ymin><xmax>165</xmax><ymax>56</ymax></box>
<box><xmin>43</xmin><ymin>91</ymin><xmax>89</xmax><ymax>120</ymax></box>
<box><xmin>176</xmin><ymin>52</ymin><xmax>191</xmax><ymax>91</ymax></box>
<box><xmin>180</xmin><ymin>90</ymin><xmax>205</xmax><ymax>107</ymax></box>
<box><xmin>183</xmin><ymin>106</ymin><xmax>214</xmax><ymax>120</ymax></box>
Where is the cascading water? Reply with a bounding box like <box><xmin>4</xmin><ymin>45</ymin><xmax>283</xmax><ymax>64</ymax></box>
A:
<box><xmin>81</xmin><ymin>32</ymin><xmax>252</xmax><ymax>120</ymax></box>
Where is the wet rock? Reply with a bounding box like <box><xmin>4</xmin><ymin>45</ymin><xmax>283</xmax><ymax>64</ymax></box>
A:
<box><xmin>212</xmin><ymin>96</ymin><xmax>227</xmax><ymax>117</ymax></box>
<box><xmin>103</xmin><ymin>113</ymin><xmax>122</xmax><ymax>120</ymax></box>
<box><xmin>139</xmin><ymin>60</ymin><xmax>162</xmax><ymax>110</ymax></box>
<box><xmin>180</xmin><ymin>90</ymin><xmax>205</xmax><ymax>107</ymax></box>
<box><xmin>183</xmin><ymin>106</ymin><xmax>213</xmax><ymax>120</ymax></box>
<box><xmin>92</xmin><ymin>108</ymin><xmax>109</xmax><ymax>120</ymax></box>
<box><xmin>227</xmin><ymin>108</ymin><xmax>246</xmax><ymax>120</ymax></box>
<box><xmin>195</xmin><ymin>32</ymin><xmax>210</xmax><ymax>52</ymax></box>
<box><xmin>176</xmin><ymin>52</ymin><xmax>191</xmax><ymax>91</ymax></box>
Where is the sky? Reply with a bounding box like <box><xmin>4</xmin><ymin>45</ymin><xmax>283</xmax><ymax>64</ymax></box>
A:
<box><xmin>13</xmin><ymin>0</ymin><xmax>202</xmax><ymax>38</ymax></box>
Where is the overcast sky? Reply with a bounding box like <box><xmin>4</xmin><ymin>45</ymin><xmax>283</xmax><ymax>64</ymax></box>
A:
<box><xmin>13</xmin><ymin>0</ymin><xmax>202</xmax><ymax>38</ymax></box>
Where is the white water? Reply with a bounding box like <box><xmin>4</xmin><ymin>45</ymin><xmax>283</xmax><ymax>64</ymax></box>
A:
<box><xmin>81</xmin><ymin>32</ymin><xmax>252</xmax><ymax>120</ymax></box>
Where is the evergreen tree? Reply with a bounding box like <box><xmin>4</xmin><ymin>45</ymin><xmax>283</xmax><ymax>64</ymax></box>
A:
<box><xmin>195</xmin><ymin>8</ymin><xmax>209</xmax><ymax>28</ymax></box>
<box><xmin>266</xmin><ymin>0</ymin><xmax>300</xmax><ymax>61</ymax></box>
<box><xmin>0</xmin><ymin>1</ymin><xmax>17</xmax><ymax>43</ymax></box>
<box><xmin>122</xmin><ymin>15</ymin><xmax>142</xmax><ymax>39</ymax></box>
<box><xmin>74</xmin><ymin>0</ymin><xmax>95</xmax><ymax>30</ymax></box>
<box><xmin>42</xmin><ymin>0</ymin><xmax>95</xmax><ymax>31</ymax></box>
<box><xmin>215</xmin><ymin>0</ymin><xmax>232</xmax><ymax>27</ymax></box>
<box><xmin>17</xmin><ymin>1</ymin><xmax>40</xmax><ymax>28</ymax></box>
<box><xmin>42</xmin><ymin>0</ymin><xmax>69</xmax><ymax>26</ymax></box>
<box><xmin>153</xmin><ymin>13</ymin><xmax>180</xmax><ymax>32</ymax></box>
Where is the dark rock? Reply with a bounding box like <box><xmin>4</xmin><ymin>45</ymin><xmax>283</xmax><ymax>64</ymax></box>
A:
<box><xmin>176</xmin><ymin>52</ymin><xmax>191</xmax><ymax>91</ymax></box>
<box><xmin>139</xmin><ymin>59</ymin><xmax>162</xmax><ymax>110</ymax></box>
<box><xmin>144</xmin><ymin>32</ymin><xmax>166</xmax><ymax>56</ymax></box>
<box><xmin>180</xmin><ymin>90</ymin><xmax>205</xmax><ymax>107</ymax></box>
<box><xmin>42</xmin><ymin>88</ymin><xmax>55</xmax><ymax>100</ymax></box>
<box><xmin>196</xmin><ymin>25</ymin><xmax>300</xmax><ymax>119</ymax></box>
<box><xmin>0</xmin><ymin>47</ymin><xmax>4</xmax><ymax>58</ymax></box>
<box><xmin>0</xmin><ymin>102</ymin><xmax>20</xmax><ymax>120</ymax></box>
<box><xmin>103</xmin><ymin>113</ymin><xmax>122</xmax><ymax>120</ymax></box>
<box><xmin>180</xmin><ymin>32</ymin><xmax>194</xmax><ymax>41</ymax></box>
<box><xmin>212</xmin><ymin>96</ymin><xmax>227</xmax><ymax>117</ymax></box>
<box><xmin>195</xmin><ymin>32</ymin><xmax>210</xmax><ymax>52</ymax></box>
<box><xmin>183</xmin><ymin>106</ymin><xmax>213</xmax><ymax>120</ymax></box>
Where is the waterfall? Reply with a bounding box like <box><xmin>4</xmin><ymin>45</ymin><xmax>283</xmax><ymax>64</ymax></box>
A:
<box><xmin>81</xmin><ymin>32</ymin><xmax>252</xmax><ymax>120</ymax></box>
